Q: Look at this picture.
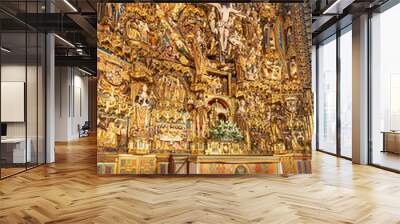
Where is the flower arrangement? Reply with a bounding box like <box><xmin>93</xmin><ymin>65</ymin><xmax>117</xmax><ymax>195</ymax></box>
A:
<box><xmin>210</xmin><ymin>120</ymin><xmax>244</xmax><ymax>142</ymax></box>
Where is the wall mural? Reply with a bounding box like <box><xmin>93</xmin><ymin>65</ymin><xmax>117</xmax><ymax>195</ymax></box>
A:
<box><xmin>97</xmin><ymin>3</ymin><xmax>313</xmax><ymax>175</ymax></box>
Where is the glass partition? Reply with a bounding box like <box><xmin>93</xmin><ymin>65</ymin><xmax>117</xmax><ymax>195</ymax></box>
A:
<box><xmin>371</xmin><ymin>3</ymin><xmax>400</xmax><ymax>171</ymax></box>
<box><xmin>339</xmin><ymin>27</ymin><xmax>352</xmax><ymax>158</ymax></box>
<box><xmin>38</xmin><ymin>32</ymin><xmax>45</xmax><ymax>165</ymax></box>
<box><xmin>0</xmin><ymin>1</ymin><xmax>46</xmax><ymax>179</ymax></box>
<box><xmin>27</xmin><ymin>31</ymin><xmax>38</xmax><ymax>169</ymax></box>
<box><xmin>317</xmin><ymin>35</ymin><xmax>337</xmax><ymax>154</ymax></box>
<box><xmin>1</xmin><ymin>31</ymin><xmax>28</xmax><ymax>177</ymax></box>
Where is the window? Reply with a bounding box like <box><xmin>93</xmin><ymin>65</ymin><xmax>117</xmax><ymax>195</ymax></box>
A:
<box><xmin>370</xmin><ymin>3</ymin><xmax>400</xmax><ymax>171</ymax></box>
<box><xmin>339</xmin><ymin>27</ymin><xmax>352</xmax><ymax>158</ymax></box>
<box><xmin>317</xmin><ymin>35</ymin><xmax>337</xmax><ymax>154</ymax></box>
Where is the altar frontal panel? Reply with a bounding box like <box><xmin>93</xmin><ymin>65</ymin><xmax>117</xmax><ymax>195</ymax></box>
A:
<box><xmin>97</xmin><ymin>3</ymin><xmax>313</xmax><ymax>175</ymax></box>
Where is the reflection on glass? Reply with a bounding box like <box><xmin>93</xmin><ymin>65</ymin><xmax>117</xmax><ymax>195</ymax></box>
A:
<box><xmin>371</xmin><ymin>3</ymin><xmax>400</xmax><ymax>171</ymax></box>
<box><xmin>27</xmin><ymin>32</ymin><xmax>38</xmax><ymax>169</ymax></box>
<box><xmin>38</xmin><ymin>33</ymin><xmax>46</xmax><ymax>165</ymax></box>
<box><xmin>1</xmin><ymin>31</ymin><xmax>28</xmax><ymax>177</ymax></box>
<box><xmin>0</xmin><ymin>1</ymin><xmax>46</xmax><ymax>178</ymax></box>
<box><xmin>318</xmin><ymin>36</ymin><xmax>337</xmax><ymax>154</ymax></box>
<box><xmin>340</xmin><ymin>28</ymin><xmax>352</xmax><ymax>158</ymax></box>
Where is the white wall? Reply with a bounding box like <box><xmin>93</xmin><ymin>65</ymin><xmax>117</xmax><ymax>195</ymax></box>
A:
<box><xmin>54</xmin><ymin>67</ymin><xmax>89</xmax><ymax>141</ymax></box>
<box><xmin>55</xmin><ymin>66</ymin><xmax>69</xmax><ymax>141</ymax></box>
<box><xmin>71</xmin><ymin>73</ymin><xmax>89</xmax><ymax>138</ymax></box>
<box><xmin>1</xmin><ymin>65</ymin><xmax>36</xmax><ymax>138</ymax></box>
<box><xmin>1</xmin><ymin>65</ymin><xmax>27</xmax><ymax>141</ymax></box>
<box><xmin>1</xmin><ymin>63</ymin><xmax>46</xmax><ymax>164</ymax></box>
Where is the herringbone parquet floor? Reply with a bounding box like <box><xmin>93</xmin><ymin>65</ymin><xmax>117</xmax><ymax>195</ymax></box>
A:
<box><xmin>1</xmin><ymin>136</ymin><xmax>400</xmax><ymax>224</ymax></box>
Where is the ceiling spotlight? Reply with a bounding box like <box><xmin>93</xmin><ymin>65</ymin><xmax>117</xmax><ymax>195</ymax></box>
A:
<box><xmin>63</xmin><ymin>0</ymin><xmax>78</xmax><ymax>12</ymax></box>
<box><xmin>54</xmin><ymin>34</ymin><xmax>75</xmax><ymax>48</ymax></box>
<box><xmin>1</xmin><ymin>47</ymin><xmax>11</xmax><ymax>53</ymax></box>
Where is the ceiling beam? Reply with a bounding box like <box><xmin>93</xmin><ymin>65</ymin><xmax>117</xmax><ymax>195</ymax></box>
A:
<box><xmin>323</xmin><ymin>0</ymin><xmax>356</xmax><ymax>14</ymax></box>
<box><xmin>55</xmin><ymin>55</ymin><xmax>96</xmax><ymax>69</ymax></box>
<box><xmin>66</xmin><ymin>13</ymin><xmax>96</xmax><ymax>46</ymax></box>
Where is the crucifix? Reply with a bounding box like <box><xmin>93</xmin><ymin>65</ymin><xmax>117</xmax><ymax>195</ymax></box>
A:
<box><xmin>208</xmin><ymin>3</ymin><xmax>245</xmax><ymax>62</ymax></box>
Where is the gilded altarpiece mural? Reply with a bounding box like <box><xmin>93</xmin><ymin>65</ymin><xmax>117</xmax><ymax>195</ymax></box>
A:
<box><xmin>97</xmin><ymin>3</ymin><xmax>313</xmax><ymax>175</ymax></box>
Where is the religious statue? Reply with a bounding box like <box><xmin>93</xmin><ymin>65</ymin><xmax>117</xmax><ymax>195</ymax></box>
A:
<box><xmin>104</xmin><ymin>121</ymin><xmax>120</xmax><ymax>148</ymax></box>
<box><xmin>245</xmin><ymin>48</ymin><xmax>259</xmax><ymax>81</ymax></box>
<box><xmin>268</xmin><ymin>27</ymin><xmax>277</xmax><ymax>51</ymax></box>
<box><xmin>244</xmin><ymin>10</ymin><xmax>259</xmax><ymax>43</ymax></box>
<box><xmin>130</xmin><ymin>84</ymin><xmax>152</xmax><ymax>136</ymax></box>
<box><xmin>235</xmin><ymin>50</ymin><xmax>246</xmax><ymax>82</ymax></box>
<box><xmin>235</xmin><ymin>98</ymin><xmax>250</xmax><ymax>144</ymax></box>
<box><xmin>209</xmin><ymin>105</ymin><xmax>219</xmax><ymax>128</ymax></box>
<box><xmin>193</xmin><ymin>29</ymin><xmax>208</xmax><ymax>83</ymax></box>
<box><xmin>208</xmin><ymin>3</ymin><xmax>245</xmax><ymax>61</ymax></box>
<box><xmin>263</xmin><ymin>24</ymin><xmax>271</xmax><ymax>51</ymax></box>
<box><xmin>289</xmin><ymin>57</ymin><xmax>298</xmax><ymax>79</ymax></box>
<box><xmin>134</xmin><ymin>84</ymin><xmax>151</xmax><ymax>108</ymax></box>
<box><xmin>192</xmin><ymin>92</ymin><xmax>209</xmax><ymax>139</ymax></box>
<box><xmin>125</xmin><ymin>20</ymin><xmax>141</xmax><ymax>41</ymax></box>
<box><xmin>209</xmin><ymin>7</ymin><xmax>218</xmax><ymax>37</ymax></box>
<box><xmin>137</xmin><ymin>20</ymin><xmax>150</xmax><ymax>43</ymax></box>
<box><xmin>106</xmin><ymin>3</ymin><xmax>125</xmax><ymax>29</ymax></box>
<box><xmin>209</xmin><ymin>77</ymin><xmax>223</xmax><ymax>95</ymax></box>
<box><xmin>271</xmin><ymin>60</ymin><xmax>282</xmax><ymax>80</ymax></box>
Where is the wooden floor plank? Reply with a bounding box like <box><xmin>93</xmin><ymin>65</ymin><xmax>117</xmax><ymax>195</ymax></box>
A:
<box><xmin>0</xmin><ymin>136</ymin><xmax>400</xmax><ymax>224</ymax></box>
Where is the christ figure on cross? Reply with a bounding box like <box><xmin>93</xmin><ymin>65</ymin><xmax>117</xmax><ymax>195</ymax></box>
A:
<box><xmin>208</xmin><ymin>3</ymin><xmax>245</xmax><ymax>58</ymax></box>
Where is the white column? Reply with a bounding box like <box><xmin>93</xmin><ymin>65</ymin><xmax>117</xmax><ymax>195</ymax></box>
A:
<box><xmin>46</xmin><ymin>32</ymin><xmax>55</xmax><ymax>163</ymax></box>
<box><xmin>352</xmin><ymin>14</ymin><xmax>369</xmax><ymax>164</ymax></box>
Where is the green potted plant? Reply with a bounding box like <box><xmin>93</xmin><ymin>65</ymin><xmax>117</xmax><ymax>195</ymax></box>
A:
<box><xmin>210</xmin><ymin>120</ymin><xmax>244</xmax><ymax>142</ymax></box>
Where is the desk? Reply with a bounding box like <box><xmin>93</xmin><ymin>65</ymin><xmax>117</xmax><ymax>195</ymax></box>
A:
<box><xmin>1</xmin><ymin>138</ymin><xmax>31</xmax><ymax>163</ymax></box>
<box><xmin>382</xmin><ymin>131</ymin><xmax>400</xmax><ymax>154</ymax></box>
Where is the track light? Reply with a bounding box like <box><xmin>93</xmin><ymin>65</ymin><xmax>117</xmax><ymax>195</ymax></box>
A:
<box><xmin>1</xmin><ymin>47</ymin><xmax>11</xmax><ymax>53</ymax></box>
<box><xmin>322</xmin><ymin>0</ymin><xmax>355</xmax><ymax>15</ymax></box>
<box><xmin>78</xmin><ymin>67</ymin><xmax>93</xmax><ymax>76</ymax></box>
<box><xmin>63</xmin><ymin>0</ymin><xmax>78</xmax><ymax>12</ymax></box>
<box><xmin>323</xmin><ymin>0</ymin><xmax>341</xmax><ymax>14</ymax></box>
<box><xmin>54</xmin><ymin>34</ymin><xmax>75</xmax><ymax>48</ymax></box>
